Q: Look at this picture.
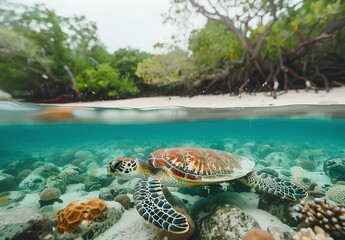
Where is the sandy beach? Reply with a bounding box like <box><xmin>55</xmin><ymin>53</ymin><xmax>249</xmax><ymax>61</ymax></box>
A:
<box><xmin>56</xmin><ymin>87</ymin><xmax>345</xmax><ymax>108</ymax></box>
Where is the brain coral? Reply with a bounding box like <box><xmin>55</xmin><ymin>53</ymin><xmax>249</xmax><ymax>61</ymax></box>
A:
<box><xmin>40</xmin><ymin>187</ymin><xmax>61</xmax><ymax>201</ymax></box>
<box><xmin>52</xmin><ymin>198</ymin><xmax>107</xmax><ymax>234</ymax></box>
<box><xmin>326</xmin><ymin>182</ymin><xmax>345</xmax><ymax>205</ymax></box>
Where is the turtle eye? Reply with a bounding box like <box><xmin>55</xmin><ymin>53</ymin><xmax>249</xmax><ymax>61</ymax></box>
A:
<box><xmin>107</xmin><ymin>160</ymin><xmax>123</xmax><ymax>173</ymax></box>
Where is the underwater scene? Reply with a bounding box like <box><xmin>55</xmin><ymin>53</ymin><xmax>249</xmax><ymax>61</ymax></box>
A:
<box><xmin>0</xmin><ymin>102</ymin><xmax>345</xmax><ymax>240</ymax></box>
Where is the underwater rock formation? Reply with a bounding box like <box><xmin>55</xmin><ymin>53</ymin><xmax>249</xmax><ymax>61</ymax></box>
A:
<box><xmin>290</xmin><ymin>166</ymin><xmax>312</xmax><ymax>189</ymax></box>
<box><xmin>264</xmin><ymin>152</ymin><xmax>291</xmax><ymax>168</ymax></box>
<box><xmin>15</xmin><ymin>169</ymin><xmax>32</xmax><ymax>184</ymax></box>
<box><xmin>258</xmin><ymin>194</ymin><xmax>298</xmax><ymax>226</ymax></box>
<box><xmin>0</xmin><ymin>172</ymin><xmax>17</xmax><ymax>192</ymax></box>
<box><xmin>1</xmin><ymin>158</ymin><xmax>36</xmax><ymax>176</ymax></box>
<box><xmin>45</xmin><ymin>175</ymin><xmax>67</xmax><ymax>194</ymax></box>
<box><xmin>120</xmin><ymin>178</ymin><xmax>142</xmax><ymax>193</ymax></box>
<box><xmin>98</xmin><ymin>182</ymin><xmax>126</xmax><ymax>200</ymax></box>
<box><xmin>257</xmin><ymin>144</ymin><xmax>274</xmax><ymax>158</ymax></box>
<box><xmin>51</xmin><ymin>199</ymin><xmax>123</xmax><ymax>239</ymax></box>
<box><xmin>72</xmin><ymin>150</ymin><xmax>98</xmax><ymax>172</ymax></box>
<box><xmin>267</xmin><ymin>226</ymin><xmax>296</xmax><ymax>240</ymax></box>
<box><xmin>326</xmin><ymin>182</ymin><xmax>345</xmax><ymax>205</ymax></box>
<box><xmin>84</xmin><ymin>168</ymin><xmax>113</xmax><ymax>191</ymax></box>
<box><xmin>0</xmin><ymin>191</ymin><xmax>25</xmax><ymax>208</ymax></box>
<box><xmin>58</xmin><ymin>165</ymin><xmax>85</xmax><ymax>185</ymax></box>
<box><xmin>114</xmin><ymin>194</ymin><xmax>131</xmax><ymax>210</ymax></box>
<box><xmin>295</xmin><ymin>198</ymin><xmax>345</xmax><ymax>239</ymax></box>
<box><xmin>0</xmin><ymin>206</ymin><xmax>52</xmax><ymax>239</ymax></box>
<box><xmin>18</xmin><ymin>171</ymin><xmax>45</xmax><ymax>191</ymax></box>
<box><xmin>323</xmin><ymin>158</ymin><xmax>345</xmax><ymax>184</ymax></box>
<box><xmin>18</xmin><ymin>164</ymin><xmax>61</xmax><ymax>192</ymax></box>
<box><xmin>299</xmin><ymin>159</ymin><xmax>317</xmax><ymax>171</ymax></box>
<box><xmin>39</xmin><ymin>187</ymin><xmax>63</xmax><ymax>207</ymax></box>
<box><xmin>35</xmin><ymin>163</ymin><xmax>61</xmax><ymax>178</ymax></box>
<box><xmin>196</xmin><ymin>202</ymin><xmax>260</xmax><ymax>239</ymax></box>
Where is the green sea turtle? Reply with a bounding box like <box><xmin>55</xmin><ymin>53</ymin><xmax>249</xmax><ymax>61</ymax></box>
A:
<box><xmin>107</xmin><ymin>147</ymin><xmax>308</xmax><ymax>233</ymax></box>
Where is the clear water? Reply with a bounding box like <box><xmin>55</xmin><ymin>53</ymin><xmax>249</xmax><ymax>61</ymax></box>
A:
<box><xmin>1</xmin><ymin>101</ymin><xmax>345</xmax><ymax>239</ymax></box>
<box><xmin>1</xmin><ymin>101</ymin><xmax>345</xmax><ymax>164</ymax></box>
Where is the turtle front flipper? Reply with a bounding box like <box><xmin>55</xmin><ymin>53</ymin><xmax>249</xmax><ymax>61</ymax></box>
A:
<box><xmin>134</xmin><ymin>179</ymin><xmax>189</xmax><ymax>233</ymax></box>
<box><xmin>238</xmin><ymin>171</ymin><xmax>308</xmax><ymax>201</ymax></box>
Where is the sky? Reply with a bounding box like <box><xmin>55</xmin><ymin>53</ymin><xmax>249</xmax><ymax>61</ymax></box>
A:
<box><xmin>17</xmin><ymin>0</ymin><xmax>206</xmax><ymax>53</ymax></box>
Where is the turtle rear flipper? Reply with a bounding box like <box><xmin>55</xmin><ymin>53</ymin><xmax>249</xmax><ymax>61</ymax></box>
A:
<box><xmin>239</xmin><ymin>171</ymin><xmax>308</xmax><ymax>201</ymax></box>
<box><xmin>134</xmin><ymin>179</ymin><xmax>189</xmax><ymax>233</ymax></box>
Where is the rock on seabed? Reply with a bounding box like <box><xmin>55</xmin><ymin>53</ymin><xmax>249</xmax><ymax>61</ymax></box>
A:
<box><xmin>196</xmin><ymin>202</ymin><xmax>260</xmax><ymax>240</ymax></box>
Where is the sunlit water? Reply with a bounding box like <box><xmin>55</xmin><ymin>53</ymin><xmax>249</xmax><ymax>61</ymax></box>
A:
<box><xmin>1</xmin><ymin>101</ymin><xmax>345</xmax><ymax>164</ymax></box>
<box><xmin>0</xmin><ymin>101</ymin><xmax>345</xmax><ymax>238</ymax></box>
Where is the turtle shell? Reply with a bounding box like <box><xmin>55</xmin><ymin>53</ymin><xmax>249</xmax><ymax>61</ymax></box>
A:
<box><xmin>148</xmin><ymin>147</ymin><xmax>255</xmax><ymax>183</ymax></box>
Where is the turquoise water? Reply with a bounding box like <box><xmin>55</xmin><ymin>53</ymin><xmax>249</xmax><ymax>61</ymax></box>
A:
<box><xmin>1</xmin><ymin>101</ymin><xmax>345</xmax><ymax>239</ymax></box>
<box><xmin>1</xmin><ymin>118</ymin><xmax>345</xmax><ymax>162</ymax></box>
<box><xmin>1</xmin><ymin>102</ymin><xmax>345</xmax><ymax>164</ymax></box>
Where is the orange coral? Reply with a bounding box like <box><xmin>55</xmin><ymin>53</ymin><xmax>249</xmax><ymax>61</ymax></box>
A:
<box><xmin>243</xmin><ymin>228</ymin><xmax>274</xmax><ymax>240</ymax></box>
<box><xmin>52</xmin><ymin>198</ymin><xmax>107</xmax><ymax>234</ymax></box>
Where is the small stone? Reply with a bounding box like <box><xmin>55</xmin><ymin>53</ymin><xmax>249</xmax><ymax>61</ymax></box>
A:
<box><xmin>114</xmin><ymin>194</ymin><xmax>131</xmax><ymax>209</ymax></box>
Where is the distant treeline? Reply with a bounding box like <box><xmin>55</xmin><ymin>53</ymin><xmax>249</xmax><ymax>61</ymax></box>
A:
<box><xmin>0</xmin><ymin>0</ymin><xmax>345</xmax><ymax>102</ymax></box>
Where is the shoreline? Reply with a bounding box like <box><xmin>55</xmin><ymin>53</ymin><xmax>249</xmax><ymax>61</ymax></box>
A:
<box><xmin>53</xmin><ymin>87</ymin><xmax>345</xmax><ymax>108</ymax></box>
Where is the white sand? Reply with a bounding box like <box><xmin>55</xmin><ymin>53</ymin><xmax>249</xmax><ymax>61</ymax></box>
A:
<box><xmin>94</xmin><ymin>208</ymin><xmax>156</xmax><ymax>240</ymax></box>
<box><xmin>56</xmin><ymin>87</ymin><xmax>345</xmax><ymax>108</ymax></box>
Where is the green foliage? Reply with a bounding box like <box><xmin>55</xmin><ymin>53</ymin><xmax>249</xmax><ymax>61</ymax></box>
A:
<box><xmin>0</xmin><ymin>0</ymin><xmax>152</xmax><ymax>99</ymax></box>
<box><xmin>136</xmin><ymin>48</ymin><xmax>192</xmax><ymax>85</ymax></box>
<box><xmin>76</xmin><ymin>63</ymin><xmax>138</xmax><ymax>97</ymax></box>
<box><xmin>88</xmin><ymin>44</ymin><xmax>112</xmax><ymax>65</ymax></box>
<box><xmin>0</xmin><ymin>0</ymin><xmax>100</xmax><ymax>99</ymax></box>
<box><xmin>188</xmin><ymin>21</ymin><xmax>243</xmax><ymax>71</ymax></box>
<box><xmin>263</xmin><ymin>0</ymin><xmax>342</xmax><ymax>60</ymax></box>
<box><xmin>111</xmin><ymin>48</ymin><xmax>152</xmax><ymax>82</ymax></box>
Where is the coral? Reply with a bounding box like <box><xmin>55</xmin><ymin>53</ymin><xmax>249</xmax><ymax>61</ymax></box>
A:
<box><xmin>243</xmin><ymin>228</ymin><xmax>274</xmax><ymax>240</ymax></box>
<box><xmin>293</xmin><ymin>226</ymin><xmax>333</xmax><ymax>240</ymax></box>
<box><xmin>39</xmin><ymin>187</ymin><xmax>63</xmax><ymax>207</ymax></box>
<box><xmin>114</xmin><ymin>194</ymin><xmax>131</xmax><ymax>210</ymax></box>
<box><xmin>58</xmin><ymin>165</ymin><xmax>85</xmax><ymax>185</ymax></box>
<box><xmin>295</xmin><ymin>198</ymin><xmax>345</xmax><ymax>239</ymax></box>
<box><xmin>40</xmin><ymin>187</ymin><xmax>61</xmax><ymax>201</ymax></box>
<box><xmin>323</xmin><ymin>158</ymin><xmax>345</xmax><ymax>184</ymax></box>
<box><xmin>326</xmin><ymin>183</ymin><xmax>345</xmax><ymax>205</ymax></box>
<box><xmin>52</xmin><ymin>198</ymin><xmax>107</xmax><ymax>234</ymax></box>
<box><xmin>156</xmin><ymin>205</ymin><xmax>195</xmax><ymax>240</ymax></box>
<box><xmin>299</xmin><ymin>160</ymin><xmax>317</xmax><ymax>171</ymax></box>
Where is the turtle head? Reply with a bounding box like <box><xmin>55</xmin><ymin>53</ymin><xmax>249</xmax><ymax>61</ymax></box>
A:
<box><xmin>107</xmin><ymin>158</ymin><xmax>145</xmax><ymax>180</ymax></box>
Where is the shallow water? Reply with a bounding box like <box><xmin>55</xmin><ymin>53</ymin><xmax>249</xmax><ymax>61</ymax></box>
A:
<box><xmin>1</xmin><ymin>101</ymin><xmax>345</xmax><ymax>163</ymax></box>
<box><xmin>1</xmin><ymin>101</ymin><xmax>345</xmax><ymax>239</ymax></box>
